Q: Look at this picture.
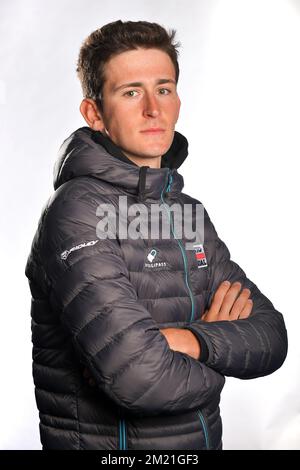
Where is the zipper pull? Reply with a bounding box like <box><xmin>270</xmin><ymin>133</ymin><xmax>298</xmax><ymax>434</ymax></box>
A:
<box><xmin>166</xmin><ymin>172</ymin><xmax>173</xmax><ymax>193</ymax></box>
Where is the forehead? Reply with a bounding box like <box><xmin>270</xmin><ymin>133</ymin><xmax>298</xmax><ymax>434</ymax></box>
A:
<box><xmin>103</xmin><ymin>48</ymin><xmax>176</xmax><ymax>88</ymax></box>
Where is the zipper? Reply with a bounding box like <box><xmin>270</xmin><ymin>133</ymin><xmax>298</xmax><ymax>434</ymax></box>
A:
<box><xmin>116</xmin><ymin>171</ymin><xmax>203</xmax><ymax>450</ymax></box>
<box><xmin>197</xmin><ymin>410</ymin><xmax>210</xmax><ymax>450</ymax></box>
<box><xmin>162</xmin><ymin>171</ymin><xmax>210</xmax><ymax>450</ymax></box>
<box><xmin>118</xmin><ymin>419</ymin><xmax>127</xmax><ymax>450</ymax></box>
<box><xmin>160</xmin><ymin>169</ymin><xmax>195</xmax><ymax>322</ymax></box>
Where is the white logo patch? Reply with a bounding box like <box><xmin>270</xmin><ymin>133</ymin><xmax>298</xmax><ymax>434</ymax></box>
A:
<box><xmin>147</xmin><ymin>249</ymin><xmax>157</xmax><ymax>263</ymax></box>
<box><xmin>144</xmin><ymin>248</ymin><xmax>167</xmax><ymax>269</ymax></box>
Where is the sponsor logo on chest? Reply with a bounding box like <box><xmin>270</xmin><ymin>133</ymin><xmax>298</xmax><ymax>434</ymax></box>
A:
<box><xmin>193</xmin><ymin>243</ymin><xmax>208</xmax><ymax>269</ymax></box>
<box><xmin>144</xmin><ymin>248</ymin><xmax>168</xmax><ymax>270</ymax></box>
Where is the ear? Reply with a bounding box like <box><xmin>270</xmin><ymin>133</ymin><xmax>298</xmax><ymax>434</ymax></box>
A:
<box><xmin>79</xmin><ymin>98</ymin><xmax>105</xmax><ymax>131</ymax></box>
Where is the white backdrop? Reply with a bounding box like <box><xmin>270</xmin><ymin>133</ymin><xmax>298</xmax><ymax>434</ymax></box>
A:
<box><xmin>0</xmin><ymin>0</ymin><xmax>299</xmax><ymax>450</ymax></box>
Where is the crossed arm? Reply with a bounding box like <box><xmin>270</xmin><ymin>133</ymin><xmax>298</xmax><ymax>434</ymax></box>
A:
<box><xmin>160</xmin><ymin>280</ymin><xmax>253</xmax><ymax>360</ymax></box>
<box><xmin>84</xmin><ymin>281</ymin><xmax>253</xmax><ymax>386</ymax></box>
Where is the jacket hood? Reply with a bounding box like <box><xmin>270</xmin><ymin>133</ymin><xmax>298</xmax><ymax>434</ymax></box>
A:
<box><xmin>53</xmin><ymin>127</ymin><xmax>188</xmax><ymax>200</ymax></box>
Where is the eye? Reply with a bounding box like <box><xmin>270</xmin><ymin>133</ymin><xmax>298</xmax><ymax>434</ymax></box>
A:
<box><xmin>158</xmin><ymin>88</ymin><xmax>171</xmax><ymax>95</ymax></box>
<box><xmin>124</xmin><ymin>90</ymin><xmax>139</xmax><ymax>97</ymax></box>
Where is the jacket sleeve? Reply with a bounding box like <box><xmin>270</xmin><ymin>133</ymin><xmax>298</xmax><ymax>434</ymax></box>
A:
<box><xmin>184</xmin><ymin>207</ymin><xmax>288</xmax><ymax>379</ymax></box>
<box><xmin>41</xmin><ymin>195</ymin><xmax>225</xmax><ymax>417</ymax></box>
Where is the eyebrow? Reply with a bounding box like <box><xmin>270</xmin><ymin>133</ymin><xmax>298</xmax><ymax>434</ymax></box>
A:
<box><xmin>113</xmin><ymin>78</ymin><xmax>176</xmax><ymax>93</ymax></box>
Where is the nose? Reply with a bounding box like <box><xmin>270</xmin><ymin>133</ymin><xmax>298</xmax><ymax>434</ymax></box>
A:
<box><xmin>143</xmin><ymin>92</ymin><xmax>160</xmax><ymax>118</ymax></box>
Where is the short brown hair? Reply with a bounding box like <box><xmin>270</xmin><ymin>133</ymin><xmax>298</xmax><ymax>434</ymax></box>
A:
<box><xmin>76</xmin><ymin>20</ymin><xmax>180</xmax><ymax>111</ymax></box>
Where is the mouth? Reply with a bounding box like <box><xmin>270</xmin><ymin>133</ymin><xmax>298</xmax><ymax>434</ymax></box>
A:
<box><xmin>140</xmin><ymin>128</ymin><xmax>166</xmax><ymax>134</ymax></box>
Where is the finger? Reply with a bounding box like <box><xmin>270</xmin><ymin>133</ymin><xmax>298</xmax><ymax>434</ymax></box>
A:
<box><xmin>205</xmin><ymin>281</ymin><xmax>231</xmax><ymax>321</ymax></box>
<box><xmin>238</xmin><ymin>299</ymin><xmax>253</xmax><ymax>319</ymax></box>
<box><xmin>88</xmin><ymin>378</ymin><xmax>96</xmax><ymax>387</ymax></box>
<box><xmin>83</xmin><ymin>368</ymin><xmax>90</xmax><ymax>379</ymax></box>
<box><xmin>229</xmin><ymin>288</ymin><xmax>251</xmax><ymax>320</ymax></box>
<box><xmin>218</xmin><ymin>282</ymin><xmax>242</xmax><ymax>320</ymax></box>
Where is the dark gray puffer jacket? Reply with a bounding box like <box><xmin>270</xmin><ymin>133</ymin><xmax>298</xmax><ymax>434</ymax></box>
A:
<box><xmin>25</xmin><ymin>126</ymin><xmax>287</xmax><ymax>450</ymax></box>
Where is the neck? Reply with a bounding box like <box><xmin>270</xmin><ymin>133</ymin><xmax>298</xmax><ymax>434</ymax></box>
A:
<box><xmin>123</xmin><ymin>153</ymin><xmax>161</xmax><ymax>169</ymax></box>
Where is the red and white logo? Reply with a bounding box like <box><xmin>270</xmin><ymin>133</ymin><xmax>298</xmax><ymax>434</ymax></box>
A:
<box><xmin>193</xmin><ymin>243</ymin><xmax>208</xmax><ymax>269</ymax></box>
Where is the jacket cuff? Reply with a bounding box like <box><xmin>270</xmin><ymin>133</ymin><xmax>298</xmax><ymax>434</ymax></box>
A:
<box><xmin>184</xmin><ymin>327</ymin><xmax>209</xmax><ymax>362</ymax></box>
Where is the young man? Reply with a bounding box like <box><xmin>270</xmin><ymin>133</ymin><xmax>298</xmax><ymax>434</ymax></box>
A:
<box><xmin>25</xmin><ymin>20</ymin><xmax>287</xmax><ymax>450</ymax></box>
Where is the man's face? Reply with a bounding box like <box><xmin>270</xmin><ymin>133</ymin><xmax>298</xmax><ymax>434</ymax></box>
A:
<box><xmin>99</xmin><ymin>48</ymin><xmax>181</xmax><ymax>164</ymax></box>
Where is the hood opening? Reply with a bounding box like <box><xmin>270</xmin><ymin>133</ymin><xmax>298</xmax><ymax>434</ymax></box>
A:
<box><xmin>54</xmin><ymin>127</ymin><xmax>188</xmax><ymax>197</ymax></box>
<box><xmin>92</xmin><ymin>129</ymin><xmax>188</xmax><ymax>171</ymax></box>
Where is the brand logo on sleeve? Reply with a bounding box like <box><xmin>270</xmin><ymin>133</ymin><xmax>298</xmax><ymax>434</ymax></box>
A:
<box><xmin>60</xmin><ymin>240</ymin><xmax>99</xmax><ymax>261</ymax></box>
<box><xmin>193</xmin><ymin>243</ymin><xmax>208</xmax><ymax>269</ymax></box>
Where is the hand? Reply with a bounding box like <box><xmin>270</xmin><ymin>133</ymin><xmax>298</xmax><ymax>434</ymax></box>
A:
<box><xmin>202</xmin><ymin>280</ymin><xmax>253</xmax><ymax>322</ymax></box>
<box><xmin>160</xmin><ymin>328</ymin><xmax>200</xmax><ymax>360</ymax></box>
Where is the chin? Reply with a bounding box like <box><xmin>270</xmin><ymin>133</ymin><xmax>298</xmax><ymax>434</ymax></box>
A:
<box><xmin>144</xmin><ymin>142</ymin><xmax>172</xmax><ymax>157</ymax></box>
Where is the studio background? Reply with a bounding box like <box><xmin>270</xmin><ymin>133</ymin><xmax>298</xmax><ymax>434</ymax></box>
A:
<box><xmin>0</xmin><ymin>0</ymin><xmax>299</xmax><ymax>450</ymax></box>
